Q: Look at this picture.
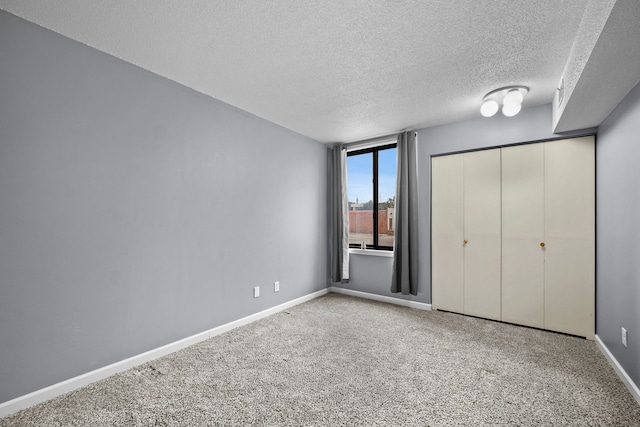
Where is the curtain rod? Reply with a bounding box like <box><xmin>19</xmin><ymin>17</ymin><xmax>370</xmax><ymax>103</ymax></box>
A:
<box><xmin>341</xmin><ymin>132</ymin><xmax>399</xmax><ymax>151</ymax></box>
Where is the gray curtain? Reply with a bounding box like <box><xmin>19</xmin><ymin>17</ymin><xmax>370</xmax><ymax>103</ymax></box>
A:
<box><xmin>330</xmin><ymin>145</ymin><xmax>349</xmax><ymax>283</ymax></box>
<box><xmin>391</xmin><ymin>131</ymin><xmax>419</xmax><ymax>295</ymax></box>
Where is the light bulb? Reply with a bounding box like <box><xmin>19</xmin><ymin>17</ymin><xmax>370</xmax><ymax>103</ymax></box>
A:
<box><xmin>480</xmin><ymin>99</ymin><xmax>499</xmax><ymax>117</ymax></box>
<box><xmin>503</xmin><ymin>89</ymin><xmax>524</xmax><ymax>106</ymax></box>
<box><xmin>502</xmin><ymin>102</ymin><xmax>522</xmax><ymax>117</ymax></box>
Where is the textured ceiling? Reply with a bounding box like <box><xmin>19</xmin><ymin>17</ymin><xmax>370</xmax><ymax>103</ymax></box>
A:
<box><xmin>553</xmin><ymin>0</ymin><xmax>640</xmax><ymax>132</ymax></box>
<box><xmin>0</xmin><ymin>0</ymin><xmax>595</xmax><ymax>143</ymax></box>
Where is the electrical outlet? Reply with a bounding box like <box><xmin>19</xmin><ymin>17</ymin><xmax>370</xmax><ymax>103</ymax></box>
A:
<box><xmin>274</xmin><ymin>281</ymin><xmax>280</xmax><ymax>292</ymax></box>
<box><xmin>253</xmin><ymin>286</ymin><xmax>260</xmax><ymax>298</ymax></box>
<box><xmin>622</xmin><ymin>327</ymin><xmax>628</xmax><ymax>348</ymax></box>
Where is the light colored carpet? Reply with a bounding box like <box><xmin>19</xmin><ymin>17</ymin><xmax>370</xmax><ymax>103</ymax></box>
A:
<box><xmin>2</xmin><ymin>293</ymin><xmax>639</xmax><ymax>426</ymax></box>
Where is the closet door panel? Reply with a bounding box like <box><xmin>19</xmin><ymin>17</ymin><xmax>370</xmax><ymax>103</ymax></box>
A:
<box><xmin>544</xmin><ymin>137</ymin><xmax>595</xmax><ymax>338</ymax></box>
<box><xmin>431</xmin><ymin>154</ymin><xmax>464</xmax><ymax>313</ymax></box>
<box><xmin>463</xmin><ymin>150</ymin><xmax>501</xmax><ymax>320</ymax></box>
<box><xmin>501</xmin><ymin>144</ymin><xmax>545</xmax><ymax>328</ymax></box>
<box><xmin>544</xmin><ymin>240</ymin><xmax>594</xmax><ymax>336</ymax></box>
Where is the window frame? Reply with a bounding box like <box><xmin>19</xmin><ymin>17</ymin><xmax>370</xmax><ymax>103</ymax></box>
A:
<box><xmin>346</xmin><ymin>142</ymin><xmax>397</xmax><ymax>251</ymax></box>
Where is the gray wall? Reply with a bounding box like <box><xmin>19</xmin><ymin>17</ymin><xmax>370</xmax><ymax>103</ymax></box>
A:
<box><xmin>596</xmin><ymin>81</ymin><xmax>640</xmax><ymax>387</ymax></box>
<box><xmin>335</xmin><ymin>252</ymin><xmax>396</xmax><ymax>298</ymax></box>
<box><xmin>0</xmin><ymin>11</ymin><xmax>328</xmax><ymax>404</ymax></box>
<box><xmin>333</xmin><ymin>104</ymin><xmax>592</xmax><ymax>304</ymax></box>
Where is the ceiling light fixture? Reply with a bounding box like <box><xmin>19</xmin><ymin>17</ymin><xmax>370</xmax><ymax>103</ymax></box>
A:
<box><xmin>480</xmin><ymin>99</ymin><xmax>499</xmax><ymax>117</ymax></box>
<box><xmin>480</xmin><ymin>86</ymin><xmax>529</xmax><ymax>118</ymax></box>
<box><xmin>502</xmin><ymin>102</ymin><xmax>522</xmax><ymax>117</ymax></box>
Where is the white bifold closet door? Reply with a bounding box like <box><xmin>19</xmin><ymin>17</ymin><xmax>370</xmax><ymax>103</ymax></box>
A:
<box><xmin>500</xmin><ymin>137</ymin><xmax>595</xmax><ymax>337</ymax></box>
<box><xmin>431</xmin><ymin>150</ymin><xmax>501</xmax><ymax>320</ymax></box>
<box><xmin>501</xmin><ymin>143</ymin><xmax>545</xmax><ymax>329</ymax></box>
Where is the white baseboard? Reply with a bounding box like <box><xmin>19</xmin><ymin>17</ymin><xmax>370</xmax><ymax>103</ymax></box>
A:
<box><xmin>595</xmin><ymin>334</ymin><xmax>640</xmax><ymax>405</ymax></box>
<box><xmin>0</xmin><ymin>288</ymin><xmax>328</xmax><ymax>419</ymax></box>
<box><xmin>328</xmin><ymin>286</ymin><xmax>431</xmax><ymax>311</ymax></box>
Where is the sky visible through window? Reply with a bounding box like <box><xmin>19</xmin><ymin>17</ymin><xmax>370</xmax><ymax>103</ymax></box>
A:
<box><xmin>347</xmin><ymin>148</ymin><xmax>396</xmax><ymax>206</ymax></box>
<box><xmin>378</xmin><ymin>148</ymin><xmax>396</xmax><ymax>204</ymax></box>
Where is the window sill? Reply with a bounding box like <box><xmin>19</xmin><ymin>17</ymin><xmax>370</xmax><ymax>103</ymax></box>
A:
<box><xmin>349</xmin><ymin>248</ymin><xmax>394</xmax><ymax>258</ymax></box>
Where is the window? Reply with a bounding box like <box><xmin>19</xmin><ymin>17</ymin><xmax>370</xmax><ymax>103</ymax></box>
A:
<box><xmin>346</xmin><ymin>143</ymin><xmax>397</xmax><ymax>250</ymax></box>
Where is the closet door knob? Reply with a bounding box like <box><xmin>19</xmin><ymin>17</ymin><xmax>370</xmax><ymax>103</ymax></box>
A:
<box><xmin>463</xmin><ymin>240</ymin><xmax>468</xmax><ymax>245</ymax></box>
<box><xmin>540</xmin><ymin>242</ymin><xmax>545</xmax><ymax>247</ymax></box>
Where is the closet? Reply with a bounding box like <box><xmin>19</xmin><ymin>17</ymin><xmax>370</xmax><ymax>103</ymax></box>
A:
<box><xmin>431</xmin><ymin>136</ymin><xmax>595</xmax><ymax>339</ymax></box>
